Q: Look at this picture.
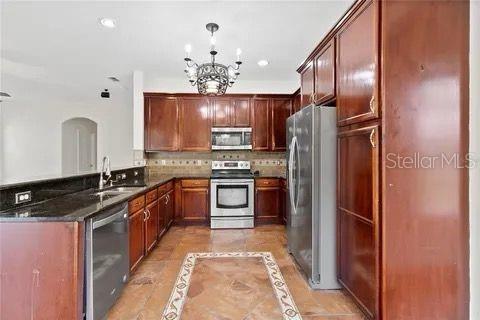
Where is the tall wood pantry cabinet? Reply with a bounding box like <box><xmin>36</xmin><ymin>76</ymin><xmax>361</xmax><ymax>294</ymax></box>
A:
<box><xmin>297</xmin><ymin>0</ymin><xmax>469</xmax><ymax>318</ymax></box>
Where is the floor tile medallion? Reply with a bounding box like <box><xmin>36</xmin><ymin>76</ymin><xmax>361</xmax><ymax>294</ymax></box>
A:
<box><xmin>162</xmin><ymin>252</ymin><xmax>303</xmax><ymax>320</ymax></box>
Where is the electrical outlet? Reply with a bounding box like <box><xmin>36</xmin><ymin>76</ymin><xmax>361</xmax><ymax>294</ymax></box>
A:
<box><xmin>15</xmin><ymin>191</ymin><xmax>32</xmax><ymax>204</ymax></box>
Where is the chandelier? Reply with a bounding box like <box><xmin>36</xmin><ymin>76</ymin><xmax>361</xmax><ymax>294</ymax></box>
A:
<box><xmin>184</xmin><ymin>23</ymin><xmax>242</xmax><ymax>96</ymax></box>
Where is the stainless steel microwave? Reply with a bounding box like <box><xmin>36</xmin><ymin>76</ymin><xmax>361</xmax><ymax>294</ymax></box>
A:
<box><xmin>211</xmin><ymin>127</ymin><xmax>252</xmax><ymax>150</ymax></box>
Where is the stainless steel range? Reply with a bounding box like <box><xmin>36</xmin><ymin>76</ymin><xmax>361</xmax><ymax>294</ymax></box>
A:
<box><xmin>210</xmin><ymin>160</ymin><xmax>254</xmax><ymax>229</ymax></box>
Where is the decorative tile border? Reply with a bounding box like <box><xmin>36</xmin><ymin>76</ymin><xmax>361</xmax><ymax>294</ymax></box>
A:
<box><xmin>162</xmin><ymin>252</ymin><xmax>302</xmax><ymax>320</ymax></box>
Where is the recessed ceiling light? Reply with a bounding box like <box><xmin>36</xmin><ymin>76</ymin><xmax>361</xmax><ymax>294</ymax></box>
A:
<box><xmin>257</xmin><ymin>60</ymin><xmax>269</xmax><ymax>67</ymax></box>
<box><xmin>99</xmin><ymin>18</ymin><xmax>116</xmax><ymax>28</ymax></box>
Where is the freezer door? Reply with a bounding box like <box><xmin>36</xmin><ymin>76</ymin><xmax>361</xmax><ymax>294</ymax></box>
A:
<box><xmin>287</xmin><ymin>106</ymin><xmax>313</xmax><ymax>279</ymax></box>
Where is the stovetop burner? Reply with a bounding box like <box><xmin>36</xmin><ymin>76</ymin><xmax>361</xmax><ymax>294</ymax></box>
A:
<box><xmin>210</xmin><ymin>170</ymin><xmax>254</xmax><ymax>179</ymax></box>
<box><xmin>211</xmin><ymin>160</ymin><xmax>254</xmax><ymax>180</ymax></box>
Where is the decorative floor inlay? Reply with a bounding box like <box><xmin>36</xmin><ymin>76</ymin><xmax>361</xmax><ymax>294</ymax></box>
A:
<box><xmin>162</xmin><ymin>252</ymin><xmax>303</xmax><ymax>320</ymax></box>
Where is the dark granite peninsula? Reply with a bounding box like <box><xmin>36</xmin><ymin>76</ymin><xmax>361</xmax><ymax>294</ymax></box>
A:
<box><xmin>0</xmin><ymin>167</ymin><xmax>178</xmax><ymax>319</ymax></box>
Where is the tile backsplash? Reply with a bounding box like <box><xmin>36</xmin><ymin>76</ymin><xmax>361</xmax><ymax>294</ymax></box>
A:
<box><xmin>146</xmin><ymin>151</ymin><xmax>286</xmax><ymax>177</ymax></box>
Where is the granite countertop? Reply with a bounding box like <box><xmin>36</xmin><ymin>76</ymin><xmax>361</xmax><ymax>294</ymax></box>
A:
<box><xmin>0</xmin><ymin>174</ymin><xmax>211</xmax><ymax>222</ymax></box>
<box><xmin>254</xmin><ymin>174</ymin><xmax>286</xmax><ymax>179</ymax></box>
<box><xmin>0</xmin><ymin>173</ymin><xmax>282</xmax><ymax>222</ymax></box>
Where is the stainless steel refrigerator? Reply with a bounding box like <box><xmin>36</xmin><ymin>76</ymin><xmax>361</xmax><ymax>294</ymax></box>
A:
<box><xmin>286</xmin><ymin>104</ymin><xmax>339</xmax><ymax>289</ymax></box>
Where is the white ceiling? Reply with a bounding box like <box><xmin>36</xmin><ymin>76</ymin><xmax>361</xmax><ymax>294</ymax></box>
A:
<box><xmin>1</xmin><ymin>1</ymin><xmax>353</xmax><ymax>94</ymax></box>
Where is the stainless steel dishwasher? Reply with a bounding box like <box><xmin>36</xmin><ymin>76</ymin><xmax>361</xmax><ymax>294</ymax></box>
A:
<box><xmin>85</xmin><ymin>203</ymin><xmax>129</xmax><ymax>320</ymax></box>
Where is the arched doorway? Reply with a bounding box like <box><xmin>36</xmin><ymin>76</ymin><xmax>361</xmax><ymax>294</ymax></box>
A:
<box><xmin>62</xmin><ymin>117</ymin><xmax>97</xmax><ymax>175</ymax></box>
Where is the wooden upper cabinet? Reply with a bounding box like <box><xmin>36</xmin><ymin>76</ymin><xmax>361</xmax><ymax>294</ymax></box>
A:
<box><xmin>212</xmin><ymin>98</ymin><xmax>231</xmax><ymax>127</ymax></box>
<box><xmin>271</xmin><ymin>98</ymin><xmax>291</xmax><ymax>151</ymax></box>
<box><xmin>180</xmin><ymin>97</ymin><xmax>211</xmax><ymax>151</ymax></box>
<box><xmin>212</xmin><ymin>97</ymin><xmax>250</xmax><ymax>127</ymax></box>
<box><xmin>232</xmin><ymin>98</ymin><xmax>250</xmax><ymax>127</ymax></box>
<box><xmin>145</xmin><ymin>96</ymin><xmax>179</xmax><ymax>151</ymax></box>
<box><xmin>251</xmin><ymin>98</ymin><xmax>270</xmax><ymax>151</ymax></box>
<box><xmin>292</xmin><ymin>89</ymin><xmax>301</xmax><ymax>114</ymax></box>
<box><xmin>300</xmin><ymin>60</ymin><xmax>315</xmax><ymax>108</ymax></box>
<box><xmin>336</xmin><ymin>0</ymin><xmax>379</xmax><ymax>126</ymax></box>
<box><xmin>314</xmin><ymin>40</ymin><xmax>335</xmax><ymax>104</ymax></box>
<box><xmin>337</xmin><ymin>123</ymin><xmax>379</xmax><ymax>318</ymax></box>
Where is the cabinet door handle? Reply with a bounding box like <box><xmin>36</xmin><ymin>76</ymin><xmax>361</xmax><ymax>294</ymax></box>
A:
<box><xmin>143</xmin><ymin>210</ymin><xmax>148</xmax><ymax>221</ymax></box>
<box><xmin>369</xmin><ymin>129</ymin><xmax>376</xmax><ymax>148</ymax></box>
<box><xmin>369</xmin><ymin>96</ymin><xmax>376</xmax><ymax>114</ymax></box>
<box><xmin>165</xmin><ymin>195</ymin><xmax>169</xmax><ymax>205</ymax></box>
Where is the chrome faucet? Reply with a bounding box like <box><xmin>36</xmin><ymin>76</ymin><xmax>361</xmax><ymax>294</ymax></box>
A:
<box><xmin>99</xmin><ymin>156</ymin><xmax>112</xmax><ymax>190</ymax></box>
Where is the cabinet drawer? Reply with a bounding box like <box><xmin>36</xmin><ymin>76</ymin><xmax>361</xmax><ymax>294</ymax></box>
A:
<box><xmin>129</xmin><ymin>195</ymin><xmax>145</xmax><ymax>214</ymax></box>
<box><xmin>256</xmin><ymin>178</ymin><xmax>280</xmax><ymax>187</ymax></box>
<box><xmin>146</xmin><ymin>189</ymin><xmax>157</xmax><ymax>204</ymax></box>
<box><xmin>181</xmin><ymin>179</ymin><xmax>209</xmax><ymax>188</ymax></box>
<box><xmin>158</xmin><ymin>180</ymin><xmax>174</xmax><ymax>196</ymax></box>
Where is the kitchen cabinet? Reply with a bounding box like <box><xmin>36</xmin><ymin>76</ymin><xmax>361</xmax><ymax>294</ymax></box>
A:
<box><xmin>165</xmin><ymin>189</ymin><xmax>175</xmax><ymax>228</ymax></box>
<box><xmin>281</xmin><ymin>179</ymin><xmax>287</xmax><ymax>224</ymax></box>
<box><xmin>380</xmin><ymin>1</ymin><xmax>469</xmax><ymax>319</ymax></box>
<box><xmin>176</xmin><ymin>179</ymin><xmax>210</xmax><ymax>224</ymax></box>
<box><xmin>129</xmin><ymin>207</ymin><xmax>145</xmax><ymax>271</ymax></box>
<box><xmin>145</xmin><ymin>199</ymin><xmax>159</xmax><ymax>253</ymax></box>
<box><xmin>251</xmin><ymin>98</ymin><xmax>270</xmax><ymax>151</ymax></box>
<box><xmin>337</xmin><ymin>123</ymin><xmax>379</xmax><ymax>318</ymax></box>
<box><xmin>298</xmin><ymin>40</ymin><xmax>335</xmax><ymax>109</ymax></box>
<box><xmin>144</xmin><ymin>96</ymin><xmax>179</xmax><ymax>151</ymax></box>
<box><xmin>129</xmin><ymin>182</ymin><xmax>174</xmax><ymax>272</ymax></box>
<box><xmin>336</xmin><ymin>0</ymin><xmax>378</xmax><ymax>126</ymax></box>
<box><xmin>254</xmin><ymin>178</ymin><xmax>282</xmax><ymax>225</ymax></box>
<box><xmin>232</xmin><ymin>98</ymin><xmax>250</xmax><ymax>126</ymax></box>
<box><xmin>300</xmin><ymin>60</ymin><xmax>315</xmax><ymax>108</ymax></box>
<box><xmin>252</xmin><ymin>96</ymin><xmax>292</xmax><ymax>152</ymax></box>
<box><xmin>212</xmin><ymin>97</ymin><xmax>250</xmax><ymax>127</ymax></box>
<box><xmin>271</xmin><ymin>98</ymin><xmax>292</xmax><ymax>151</ymax></box>
<box><xmin>314</xmin><ymin>39</ymin><xmax>335</xmax><ymax>104</ymax></box>
<box><xmin>292</xmin><ymin>89</ymin><xmax>301</xmax><ymax>114</ymax></box>
<box><xmin>158</xmin><ymin>193</ymin><xmax>167</xmax><ymax>237</ymax></box>
<box><xmin>212</xmin><ymin>98</ymin><xmax>231</xmax><ymax>127</ymax></box>
<box><xmin>158</xmin><ymin>189</ymin><xmax>174</xmax><ymax>236</ymax></box>
<box><xmin>144</xmin><ymin>93</ymin><xmax>291</xmax><ymax>152</ymax></box>
<box><xmin>180</xmin><ymin>97</ymin><xmax>211</xmax><ymax>151</ymax></box>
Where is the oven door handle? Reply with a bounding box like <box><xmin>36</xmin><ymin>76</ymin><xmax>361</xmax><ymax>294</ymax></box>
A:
<box><xmin>93</xmin><ymin>208</ymin><xmax>128</xmax><ymax>229</ymax></box>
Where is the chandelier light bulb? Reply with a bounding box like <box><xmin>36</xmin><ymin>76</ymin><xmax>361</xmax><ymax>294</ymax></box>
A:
<box><xmin>236</xmin><ymin>48</ymin><xmax>242</xmax><ymax>61</ymax></box>
<box><xmin>185</xmin><ymin>44</ymin><xmax>192</xmax><ymax>58</ymax></box>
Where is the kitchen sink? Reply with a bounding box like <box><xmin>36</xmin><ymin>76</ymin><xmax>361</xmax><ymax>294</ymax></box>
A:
<box><xmin>93</xmin><ymin>186</ymin><xmax>144</xmax><ymax>197</ymax></box>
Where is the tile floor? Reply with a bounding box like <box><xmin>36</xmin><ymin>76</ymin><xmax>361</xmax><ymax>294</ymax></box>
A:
<box><xmin>107</xmin><ymin>225</ymin><xmax>364</xmax><ymax>320</ymax></box>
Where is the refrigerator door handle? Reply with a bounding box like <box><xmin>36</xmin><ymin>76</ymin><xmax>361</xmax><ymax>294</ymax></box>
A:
<box><xmin>293</xmin><ymin>136</ymin><xmax>300</xmax><ymax>211</ymax></box>
<box><xmin>289</xmin><ymin>136</ymin><xmax>298</xmax><ymax>216</ymax></box>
